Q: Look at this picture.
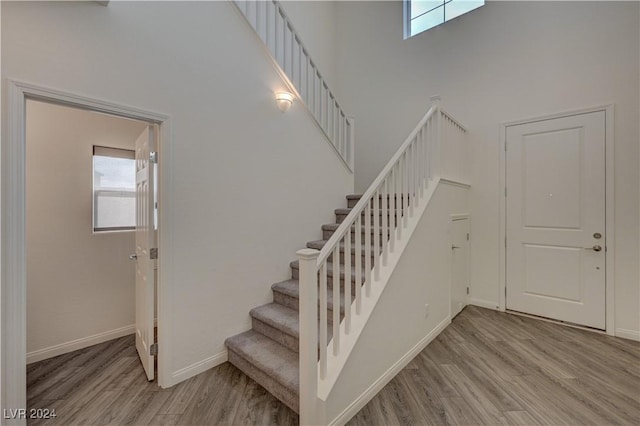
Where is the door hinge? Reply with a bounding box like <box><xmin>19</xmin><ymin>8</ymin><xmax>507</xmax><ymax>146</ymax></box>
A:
<box><xmin>150</xmin><ymin>248</ymin><xmax>158</xmax><ymax>260</ymax></box>
<box><xmin>504</xmin><ymin>187</ymin><xmax>507</xmax><ymax>197</ymax></box>
<box><xmin>150</xmin><ymin>151</ymin><xmax>158</xmax><ymax>164</ymax></box>
<box><xmin>505</xmin><ymin>237</ymin><xmax>507</xmax><ymax>248</ymax></box>
<box><xmin>466</xmin><ymin>287</ymin><xmax>470</xmax><ymax>295</ymax></box>
<box><xmin>505</xmin><ymin>142</ymin><xmax>507</xmax><ymax>151</ymax></box>
<box><xmin>466</xmin><ymin>233</ymin><xmax>470</xmax><ymax>241</ymax></box>
<box><xmin>150</xmin><ymin>343</ymin><xmax>158</xmax><ymax>356</ymax></box>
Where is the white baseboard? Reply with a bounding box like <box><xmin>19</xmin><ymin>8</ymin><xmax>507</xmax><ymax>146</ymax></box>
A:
<box><xmin>27</xmin><ymin>324</ymin><xmax>135</xmax><ymax>364</ymax></box>
<box><xmin>468</xmin><ymin>297</ymin><xmax>500</xmax><ymax>311</ymax></box>
<box><xmin>328</xmin><ymin>316</ymin><xmax>451</xmax><ymax>426</ymax></box>
<box><xmin>170</xmin><ymin>350</ymin><xmax>228</xmax><ymax>385</ymax></box>
<box><xmin>616</xmin><ymin>328</ymin><xmax>640</xmax><ymax>341</ymax></box>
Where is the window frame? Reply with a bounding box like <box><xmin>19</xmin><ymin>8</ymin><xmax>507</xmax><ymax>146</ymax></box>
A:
<box><xmin>92</xmin><ymin>145</ymin><xmax>136</xmax><ymax>233</ymax></box>
<box><xmin>404</xmin><ymin>0</ymin><xmax>484</xmax><ymax>39</ymax></box>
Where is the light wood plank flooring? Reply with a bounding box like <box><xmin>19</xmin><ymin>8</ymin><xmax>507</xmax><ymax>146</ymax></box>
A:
<box><xmin>27</xmin><ymin>306</ymin><xmax>640</xmax><ymax>425</ymax></box>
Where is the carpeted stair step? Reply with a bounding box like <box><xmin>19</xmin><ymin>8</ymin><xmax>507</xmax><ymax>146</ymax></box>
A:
<box><xmin>306</xmin><ymin>239</ymin><xmax>376</xmax><ymax>264</ymax></box>
<box><xmin>271</xmin><ymin>279</ymin><xmax>346</xmax><ymax>322</ymax></box>
<box><xmin>250</xmin><ymin>303</ymin><xmax>334</xmax><ymax>354</ymax></box>
<box><xmin>290</xmin><ymin>260</ymin><xmax>364</xmax><ymax>293</ymax></box>
<box><xmin>250</xmin><ymin>303</ymin><xmax>300</xmax><ymax>353</ymax></box>
<box><xmin>322</xmin><ymin>223</ymin><xmax>391</xmax><ymax>242</ymax></box>
<box><xmin>225</xmin><ymin>330</ymin><xmax>299</xmax><ymax>413</ymax></box>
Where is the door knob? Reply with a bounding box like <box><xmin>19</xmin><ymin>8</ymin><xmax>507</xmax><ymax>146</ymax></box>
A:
<box><xmin>584</xmin><ymin>245</ymin><xmax>602</xmax><ymax>252</ymax></box>
<box><xmin>452</xmin><ymin>245</ymin><xmax>461</xmax><ymax>250</ymax></box>
<box><xmin>129</xmin><ymin>254</ymin><xmax>138</xmax><ymax>260</ymax></box>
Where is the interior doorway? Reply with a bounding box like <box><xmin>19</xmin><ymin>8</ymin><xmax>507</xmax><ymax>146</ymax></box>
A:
<box><xmin>3</xmin><ymin>80</ymin><xmax>170</xmax><ymax>413</ymax></box>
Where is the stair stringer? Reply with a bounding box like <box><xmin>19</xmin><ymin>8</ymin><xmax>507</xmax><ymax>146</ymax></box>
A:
<box><xmin>317</xmin><ymin>177</ymin><xmax>441</xmax><ymax>402</ymax></box>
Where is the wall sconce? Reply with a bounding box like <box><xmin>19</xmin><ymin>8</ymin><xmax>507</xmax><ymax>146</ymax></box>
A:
<box><xmin>275</xmin><ymin>91</ymin><xmax>294</xmax><ymax>112</ymax></box>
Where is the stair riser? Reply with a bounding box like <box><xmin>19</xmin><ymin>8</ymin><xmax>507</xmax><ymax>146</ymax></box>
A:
<box><xmin>272</xmin><ymin>291</ymin><xmax>342</xmax><ymax>324</ymax></box>
<box><xmin>252</xmin><ymin>318</ymin><xmax>299</xmax><ymax>353</ymax></box>
<box><xmin>328</xmin><ymin>249</ymin><xmax>375</xmax><ymax>266</ymax></box>
<box><xmin>252</xmin><ymin>316</ymin><xmax>339</xmax><ymax>356</ymax></box>
<box><xmin>227</xmin><ymin>350</ymin><xmax>299</xmax><ymax>414</ymax></box>
<box><xmin>291</xmin><ymin>265</ymin><xmax>365</xmax><ymax>288</ymax></box>
<box><xmin>291</xmin><ymin>267</ymin><xmax>362</xmax><ymax>290</ymax></box>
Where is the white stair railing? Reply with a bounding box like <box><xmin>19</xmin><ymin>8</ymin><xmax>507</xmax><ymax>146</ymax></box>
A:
<box><xmin>233</xmin><ymin>0</ymin><xmax>354</xmax><ymax>171</ymax></box>
<box><xmin>297</xmin><ymin>97</ymin><xmax>467</xmax><ymax>424</ymax></box>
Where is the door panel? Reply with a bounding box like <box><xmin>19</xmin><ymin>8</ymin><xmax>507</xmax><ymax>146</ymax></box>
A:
<box><xmin>451</xmin><ymin>217</ymin><xmax>469</xmax><ymax>318</ymax></box>
<box><xmin>135</xmin><ymin>125</ymin><xmax>156</xmax><ymax>380</ymax></box>
<box><xmin>506</xmin><ymin>111</ymin><xmax>605</xmax><ymax>329</ymax></box>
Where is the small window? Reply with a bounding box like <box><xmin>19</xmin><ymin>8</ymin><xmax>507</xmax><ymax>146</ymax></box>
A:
<box><xmin>93</xmin><ymin>146</ymin><xmax>135</xmax><ymax>232</ymax></box>
<box><xmin>405</xmin><ymin>0</ymin><xmax>484</xmax><ymax>38</ymax></box>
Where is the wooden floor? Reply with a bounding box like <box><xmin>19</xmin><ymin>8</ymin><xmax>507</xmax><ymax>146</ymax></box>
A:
<box><xmin>27</xmin><ymin>306</ymin><xmax>640</xmax><ymax>425</ymax></box>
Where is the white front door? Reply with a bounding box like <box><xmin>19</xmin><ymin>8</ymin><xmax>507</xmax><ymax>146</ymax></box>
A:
<box><xmin>451</xmin><ymin>217</ymin><xmax>469</xmax><ymax>318</ymax></box>
<box><xmin>506</xmin><ymin>111</ymin><xmax>606</xmax><ymax>329</ymax></box>
<box><xmin>134</xmin><ymin>125</ymin><xmax>156</xmax><ymax>380</ymax></box>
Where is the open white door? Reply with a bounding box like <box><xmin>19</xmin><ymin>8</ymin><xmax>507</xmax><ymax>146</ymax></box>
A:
<box><xmin>133</xmin><ymin>125</ymin><xmax>156</xmax><ymax>380</ymax></box>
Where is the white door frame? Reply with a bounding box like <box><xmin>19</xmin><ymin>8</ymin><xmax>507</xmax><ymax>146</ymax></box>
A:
<box><xmin>2</xmin><ymin>79</ymin><xmax>174</xmax><ymax>414</ymax></box>
<box><xmin>499</xmin><ymin>104</ymin><xmax>615</xmax><ymax>336</ymax></box>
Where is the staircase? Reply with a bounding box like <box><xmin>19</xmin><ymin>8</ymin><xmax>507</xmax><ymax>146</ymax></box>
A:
<box><xmin>225</xmin><ymin>194</ymin><xmax>389</xmax><ymax>413</ymax></box>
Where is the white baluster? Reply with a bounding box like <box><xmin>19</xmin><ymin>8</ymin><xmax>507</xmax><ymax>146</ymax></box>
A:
<box><xmin>364</xmin><ymin>199</ymin><xmax>371</xmax><ymax>297</ymax></box>
<box><xmin>355</xmin><ymin>216</ymin><xmax>362</xmax><ymax>315</ymax></box>
<box><xmin>389</xmin><ymin>166</ymin><xmax>396</xmax><ymax>253</ymax></box>
<box><xmin>382</xmin><ymin>176</ymin><xmax>388</xmax><ymax>266</ymax></box>
<box><xmin>344</xmin><ymin>230</ymin><xmax>351</xmax><ymax>334</ymax></box>
<box><xmin>332</xmin><ymin>246</ymin><xmax>340</xmax><ymax>355</ymax></box>
<box><xmin>373</xmin><ymin>189</ymin><xmax>380</xmax><ymax>281</ymax></box>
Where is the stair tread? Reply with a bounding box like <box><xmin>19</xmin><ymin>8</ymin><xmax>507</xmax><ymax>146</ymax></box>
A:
<box><xmin>290</xmin><ymin>259</ymin><xmax>366</xmax><ymax>278</ymax></box>
<box><xmin>225</xmin><ymin>330</ymin><xmax>299</xmax><ymax>394</ymax></box>
<box><xmin>271</xmin><ymin>279</ymin><xmax>346</xmax><ymax>313</ymax></box>
<box><xmin>250</xmin><ymin>303</ymin><xmax>299</xmax><ymax>337</ymax></box>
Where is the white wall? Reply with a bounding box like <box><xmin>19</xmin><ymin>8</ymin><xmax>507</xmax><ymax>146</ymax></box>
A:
<box><xmin>335</xmin><ymin>1</ymin><xmax>640</xmax><ymax>338</ymax></box>
<box><xmin>2</xmin><ymin>0</ymin><xmax>353</xmax><ymax>385</ymax></box>
<box><xmin>26</xmin><ymin>100</ymin><xmax>145</xmax><ymax>362</ymax></box>
<box><xmin>324</xmin><ymin>181</ymin><xmax>469</xmax><ymax>423</ymax></box>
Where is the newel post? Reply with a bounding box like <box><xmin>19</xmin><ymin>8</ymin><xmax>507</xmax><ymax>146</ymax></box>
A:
<box><xmin>297</xmin><ymin>248</ymin><xmax>319</xmax><ymax>425</ymax></box>
<box><xmin>430</xmin><ymin>95</ymin><xmax>442</xmax><ymax>178</ymax></box>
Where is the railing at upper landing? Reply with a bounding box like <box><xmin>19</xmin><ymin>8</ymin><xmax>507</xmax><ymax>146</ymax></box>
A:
<box><xmin>233</xmin><ymin>0</ymin><xmax>354</xmax><ymax>171</ymax></box>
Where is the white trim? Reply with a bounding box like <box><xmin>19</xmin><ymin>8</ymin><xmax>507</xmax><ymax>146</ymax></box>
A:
<box><xmin>440</xmin><ymin>178</ymin><xmax>471</xmax><ymax>189</ymax></box>
<box><xmin>327</xmin><ymin>316</ymin><xmax>451</xmax><ymax>426</ymax></box>
<box><xmin>498</xmin><ymin>104</ymin><xmax>615</xmax><ymax>335</ymax></box>
<box><xmin>1</xmin><ymin>80</ymin><xmax>174</xmax><ymax>409</ymax></box>
<box><xmin>27</xmin><ymin>325</ymin><xmax>135</xmax><ymax>365</ymax></box>
<box><xmin>615</xmin><ymin>328</ymin><xmax>640</xmax><ymax>342</ymax></box>
<box><xmin>468</xmin><ymin>297</ymin><xmax>500</xmax><ymax>311</ymax></box>
<box><xmin>170</xmin><ymin>351</ymin><xmax>228</xmax><ymax>384</ymax></box>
